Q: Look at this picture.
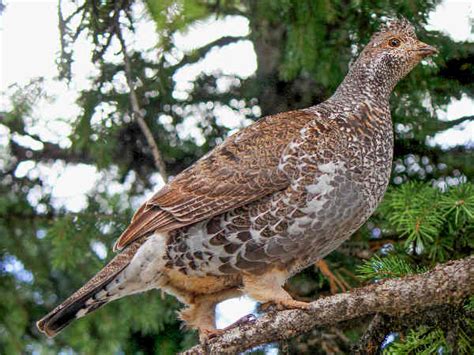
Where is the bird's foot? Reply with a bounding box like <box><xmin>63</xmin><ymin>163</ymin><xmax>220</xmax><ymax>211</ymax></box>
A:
<box><xmin>260</xmin><ymin>299</ymin><xmax>311</xmax><ymax>312</ymax></box>
<box><xmin>198</xmin><ymin>314</ymin><xmax>256</xmax><ymax>343</ymax></box>
<box><xmin>199</xmin><ymin>328</ymin><xmax>224</xmax><ymax>342</ymax></box>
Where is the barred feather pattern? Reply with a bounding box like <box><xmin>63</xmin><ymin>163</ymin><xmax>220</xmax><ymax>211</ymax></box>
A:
<box><xmin>165</xmin><ymin>100</ymin><xmax>393</xmax><ymax>277</ymax></box>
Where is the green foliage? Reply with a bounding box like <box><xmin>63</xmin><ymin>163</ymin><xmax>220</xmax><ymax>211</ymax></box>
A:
<box><xmin>357</xmin><ymin>182</ymin><xmax>473</xmax><ymax>353</ymax></box>
<box><xmin>146</xmin><ymin>0</ymin><xmax>208</xmax><ymax>33</ymax></box>
<box><xmin>383</xmin><ymin>327</ymin><xmax>448</xmax><ymax>355</ymax></box>
<box><xmin>383</xmin><ymin>183</ymin><xmax>443</xmax><ymax>250</ymax></box>
<box><xmin>383</xmin><ymin>316</ymin><xmax>474</xmax><ymax>355</ymax></box>
<box><xmin>358</xmin><ymin>182</ymin><xmax>473</xmax><ymax>283</ymax></box>
<box><xmin>357</xmin><ymin>254</ymin><xmax>426</xmax><ymax>281</ymax></box>
<box><xmin>465</xmin><ymin>296</ymin><xmax>474</xmax><ymax>312</ymax></box>
<box><xmin>254</xmin><ymin>0</ymin><xmax>441</xmax><ymax>86</ymax></box>
<box><xmin>379</xmin><ymin>182</ymin><xmax>474</xmax><ymax>260</ymax></box>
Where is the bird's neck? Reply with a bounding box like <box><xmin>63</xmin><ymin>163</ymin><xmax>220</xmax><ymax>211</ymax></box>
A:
<box><xmin>329</xmin><ymin>58</ymin><xmax>397</xmax><ymax>107</ymax></box>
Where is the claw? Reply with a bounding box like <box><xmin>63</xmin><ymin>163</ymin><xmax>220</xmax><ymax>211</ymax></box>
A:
<box><xmin>260</xmin><ymin>299</ymin><xmax>311</xmax><ymax>312</ymax></box>
<box><xmin>199</xmin><ymin>328</ymin><xmax>224</xmax><ymax>343</ymax></box>
<box><xmin>259</xmin><ymin>301</ymin><xmax>274</xmax><ymax>312</ymax></box>
<box><xmin>203</xmin><ymin>328</ymin><xmax>224</xmax><ymax>339</ymax></box>
<box><xmin>199</xmin><ymin>314</ymin><xmax>257</xmax><ymax>343</ymax></box>
<box><xmin>277</xmin><ymin>299</ymin><xmax>311</xmax><ymax>310</ymax></box>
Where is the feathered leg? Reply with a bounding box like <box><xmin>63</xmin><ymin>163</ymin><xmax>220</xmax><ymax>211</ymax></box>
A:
<box><xmin>242</xmin><ymin>270</ymin><xmax>311</xmax><ymax>310</ymax></box>
<box><xmin>179</xmin><ymin>288</ymin><xmax>241</xmax><ymax>342</ymax></box>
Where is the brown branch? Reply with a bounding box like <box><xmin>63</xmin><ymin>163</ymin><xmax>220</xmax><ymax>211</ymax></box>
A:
<box><xmin>182</xmin><ymin>256</ymin><xmax>473</xmax><ymax>354</ymax></box>
<box><xmin>57</xmin><ymin>0</ymin><xmax>87</xmax><ymax>80</ymax></box>
<box><xmin>427</xmin><ymin>115</ymin><xmax>474</xmax><ymax>135</ymax></box>
<box><xmin>9</xmin><ymin>140</ymin><xmax>93</xmax><ymax>165</ymax></box>
<box><xmin>115</xmin><ymin>12</ymin><xmax>168</xmax><ymax>182</ymax></box>
<box><xmin>170</xmin><ymin>35</ymin><xmax>248</xmax><ymax>71</ymax></box>
<box><xmin>445</xmin><ymin>115</ymin><xmax>474</xmax><ymax>127</ymax></box>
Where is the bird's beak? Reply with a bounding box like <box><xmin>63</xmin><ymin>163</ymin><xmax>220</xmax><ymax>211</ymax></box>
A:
<box><xmin>414</xmin><ymin>41</ymin><xmax>438</xmax><ymax>57</ymax></box>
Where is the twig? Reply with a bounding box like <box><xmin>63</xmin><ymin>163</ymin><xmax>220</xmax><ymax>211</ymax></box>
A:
<box><xmin>170</xmin><ymin>35</ymin><xmax>248</xmax><ymax>71</ymax></box>
<box><xmin>115</xmin><ymin>12</ymin><xmax>168</xmax><ymax>182</ymax></box>
<box><xmin>181</xmin><ymin>256</ymin><xmax>473</xmax><ymax>354</ymax></box>
<box><xmin>432</xmin><ymin>115</ymin><xmax>474</xmax><ymax>132</ymax></box>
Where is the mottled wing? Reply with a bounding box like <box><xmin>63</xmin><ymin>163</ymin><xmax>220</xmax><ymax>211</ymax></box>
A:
<box><xmin>114</xmin><ymin>110</ymin><xmax>314</xmax><ymax>251</ymax></box>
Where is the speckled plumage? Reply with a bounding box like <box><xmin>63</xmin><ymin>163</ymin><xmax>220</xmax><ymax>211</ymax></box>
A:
<box><xmin>37</xmin><ymin>18</ymin><xmax>437</xmax><ymax>338</ymax></box>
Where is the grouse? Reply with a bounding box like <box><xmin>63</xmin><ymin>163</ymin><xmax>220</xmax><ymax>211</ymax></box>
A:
<box><xmin>37</xmin><ymin>18</ymin><xmax>437</xmax><ymax>339</ymax></box>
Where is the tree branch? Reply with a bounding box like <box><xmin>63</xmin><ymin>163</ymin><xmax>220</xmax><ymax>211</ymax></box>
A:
<box><xmin>444</xmin><ymin>115</ymin><xmax>474</xmax><ymax>127</ymax></box>
<box><xmin>182</xmin><ymin>256</ymin><xmax>473</xmax><ymax>354</ymax></box>
<box><xmin>115</xmin><ymin>11</ymin><xmax>168</xmax><ymax>182</ymax></box>
<box><xmin>427</xmin><ymin>115</ymin><xmax>474</xmax><ymax>134</ymax></box>
<box><xmin>170</xmin><ymin>35</ymin><xmax>248</xmax><ymax>71</ymax></box>
<box><xmin>9</xmin><ymin>140</ymin><xmax>93</xmax><ymax>165</ymax></box>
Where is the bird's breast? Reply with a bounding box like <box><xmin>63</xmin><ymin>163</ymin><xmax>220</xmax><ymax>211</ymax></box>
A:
<box><xmin>252</xmin><ymin>121</ymin><xmax>392</xmax><ymax>263</ymax></box>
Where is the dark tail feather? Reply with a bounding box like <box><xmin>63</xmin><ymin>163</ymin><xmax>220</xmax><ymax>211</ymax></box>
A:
<box><xmin>36</xmin><ymin>288</ymin><xmax>110</xmax><ymax>337</ymax></box>
<box><xmin>37</xmin><ymin>239</ymin><xmax>145</xmax><ymax>337</ymax></box>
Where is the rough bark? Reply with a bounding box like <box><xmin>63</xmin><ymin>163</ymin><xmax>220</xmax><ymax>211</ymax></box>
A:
<box><xmin>182</xmin><ymin>256</ymin><xmax>473</xmax><ymax>354</ymax></box>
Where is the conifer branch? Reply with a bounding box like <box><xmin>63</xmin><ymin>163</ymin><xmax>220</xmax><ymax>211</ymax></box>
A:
<box><xmin>182</xmin><ymin>256</ymin><xmax>473</xmax><ymax>354</ymax></box>
<box><xmin>446</xmin><ymin>115</ymin><xmax>473</xmax><ymax>127</ymax></box>
<box><xmin>115</xmin><ymin>10</ymin><xmax>168</xmax><ymax>182</ymax></box>
<box><xmin>170</xmin><ymin>35</ymin><xmax>248</xmax><ymax>71</ymax></box>
<box><xmin>426</xmin><ymin>115</ymin><xmax>474</xmax><ymax>136</ymax></box>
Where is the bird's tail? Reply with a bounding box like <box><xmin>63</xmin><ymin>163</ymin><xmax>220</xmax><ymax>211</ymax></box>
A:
<box><xmin>36</xmin><ymin>240</ymin><xmax>145</xmax><ymax>337</ymax></box>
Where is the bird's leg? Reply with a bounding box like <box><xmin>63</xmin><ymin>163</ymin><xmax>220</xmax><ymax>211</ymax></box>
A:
<box><xmin>179</xmin><ymin>297</ymin><xmax>220</xmax><ymax>342</ymax></box>
<box><xmin>242</xmin><ymin>270</ymin><xmax>311</xmax><ymax>311</ymax></box>
<box><xmin>178</xmin><ymin>288</ymin><xmax>241</xmax><ymax>342</ymax></box>
<box><xmin>200</xmin><ymin>314</ymin><xmax>257</xmax><ymax>339</ymax></box>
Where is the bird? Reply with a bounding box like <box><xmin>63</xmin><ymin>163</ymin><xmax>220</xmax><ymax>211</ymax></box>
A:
<box><xmin>37</xmin><ymin>18</ymin><xmax>437</xmax><ymax>340</ymax></box>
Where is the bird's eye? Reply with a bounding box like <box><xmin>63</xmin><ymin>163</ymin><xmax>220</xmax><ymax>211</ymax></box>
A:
<box><xmin>388</xmin><ymin>38</ymin><xmax>401</xmax><ymax>47</ymax></box>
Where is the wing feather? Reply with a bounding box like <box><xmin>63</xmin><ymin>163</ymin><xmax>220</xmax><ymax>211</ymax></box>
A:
<box><xmin>114</xmin><ymin>110</ymin><xmax>315</xmax><ymax>251</ymax></box>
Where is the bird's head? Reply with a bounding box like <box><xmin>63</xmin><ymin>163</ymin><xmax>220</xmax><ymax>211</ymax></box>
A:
<box><xmin>344</xmin><ymin>18</ymin><xmax>437</xmax><ymax>98</ymax></box>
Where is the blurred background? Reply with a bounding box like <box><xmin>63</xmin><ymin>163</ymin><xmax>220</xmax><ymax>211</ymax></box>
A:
<box><xmin>0</xmin><ymin>0</ymin><xmax>473</xmax><ymax>353</ymax></box>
